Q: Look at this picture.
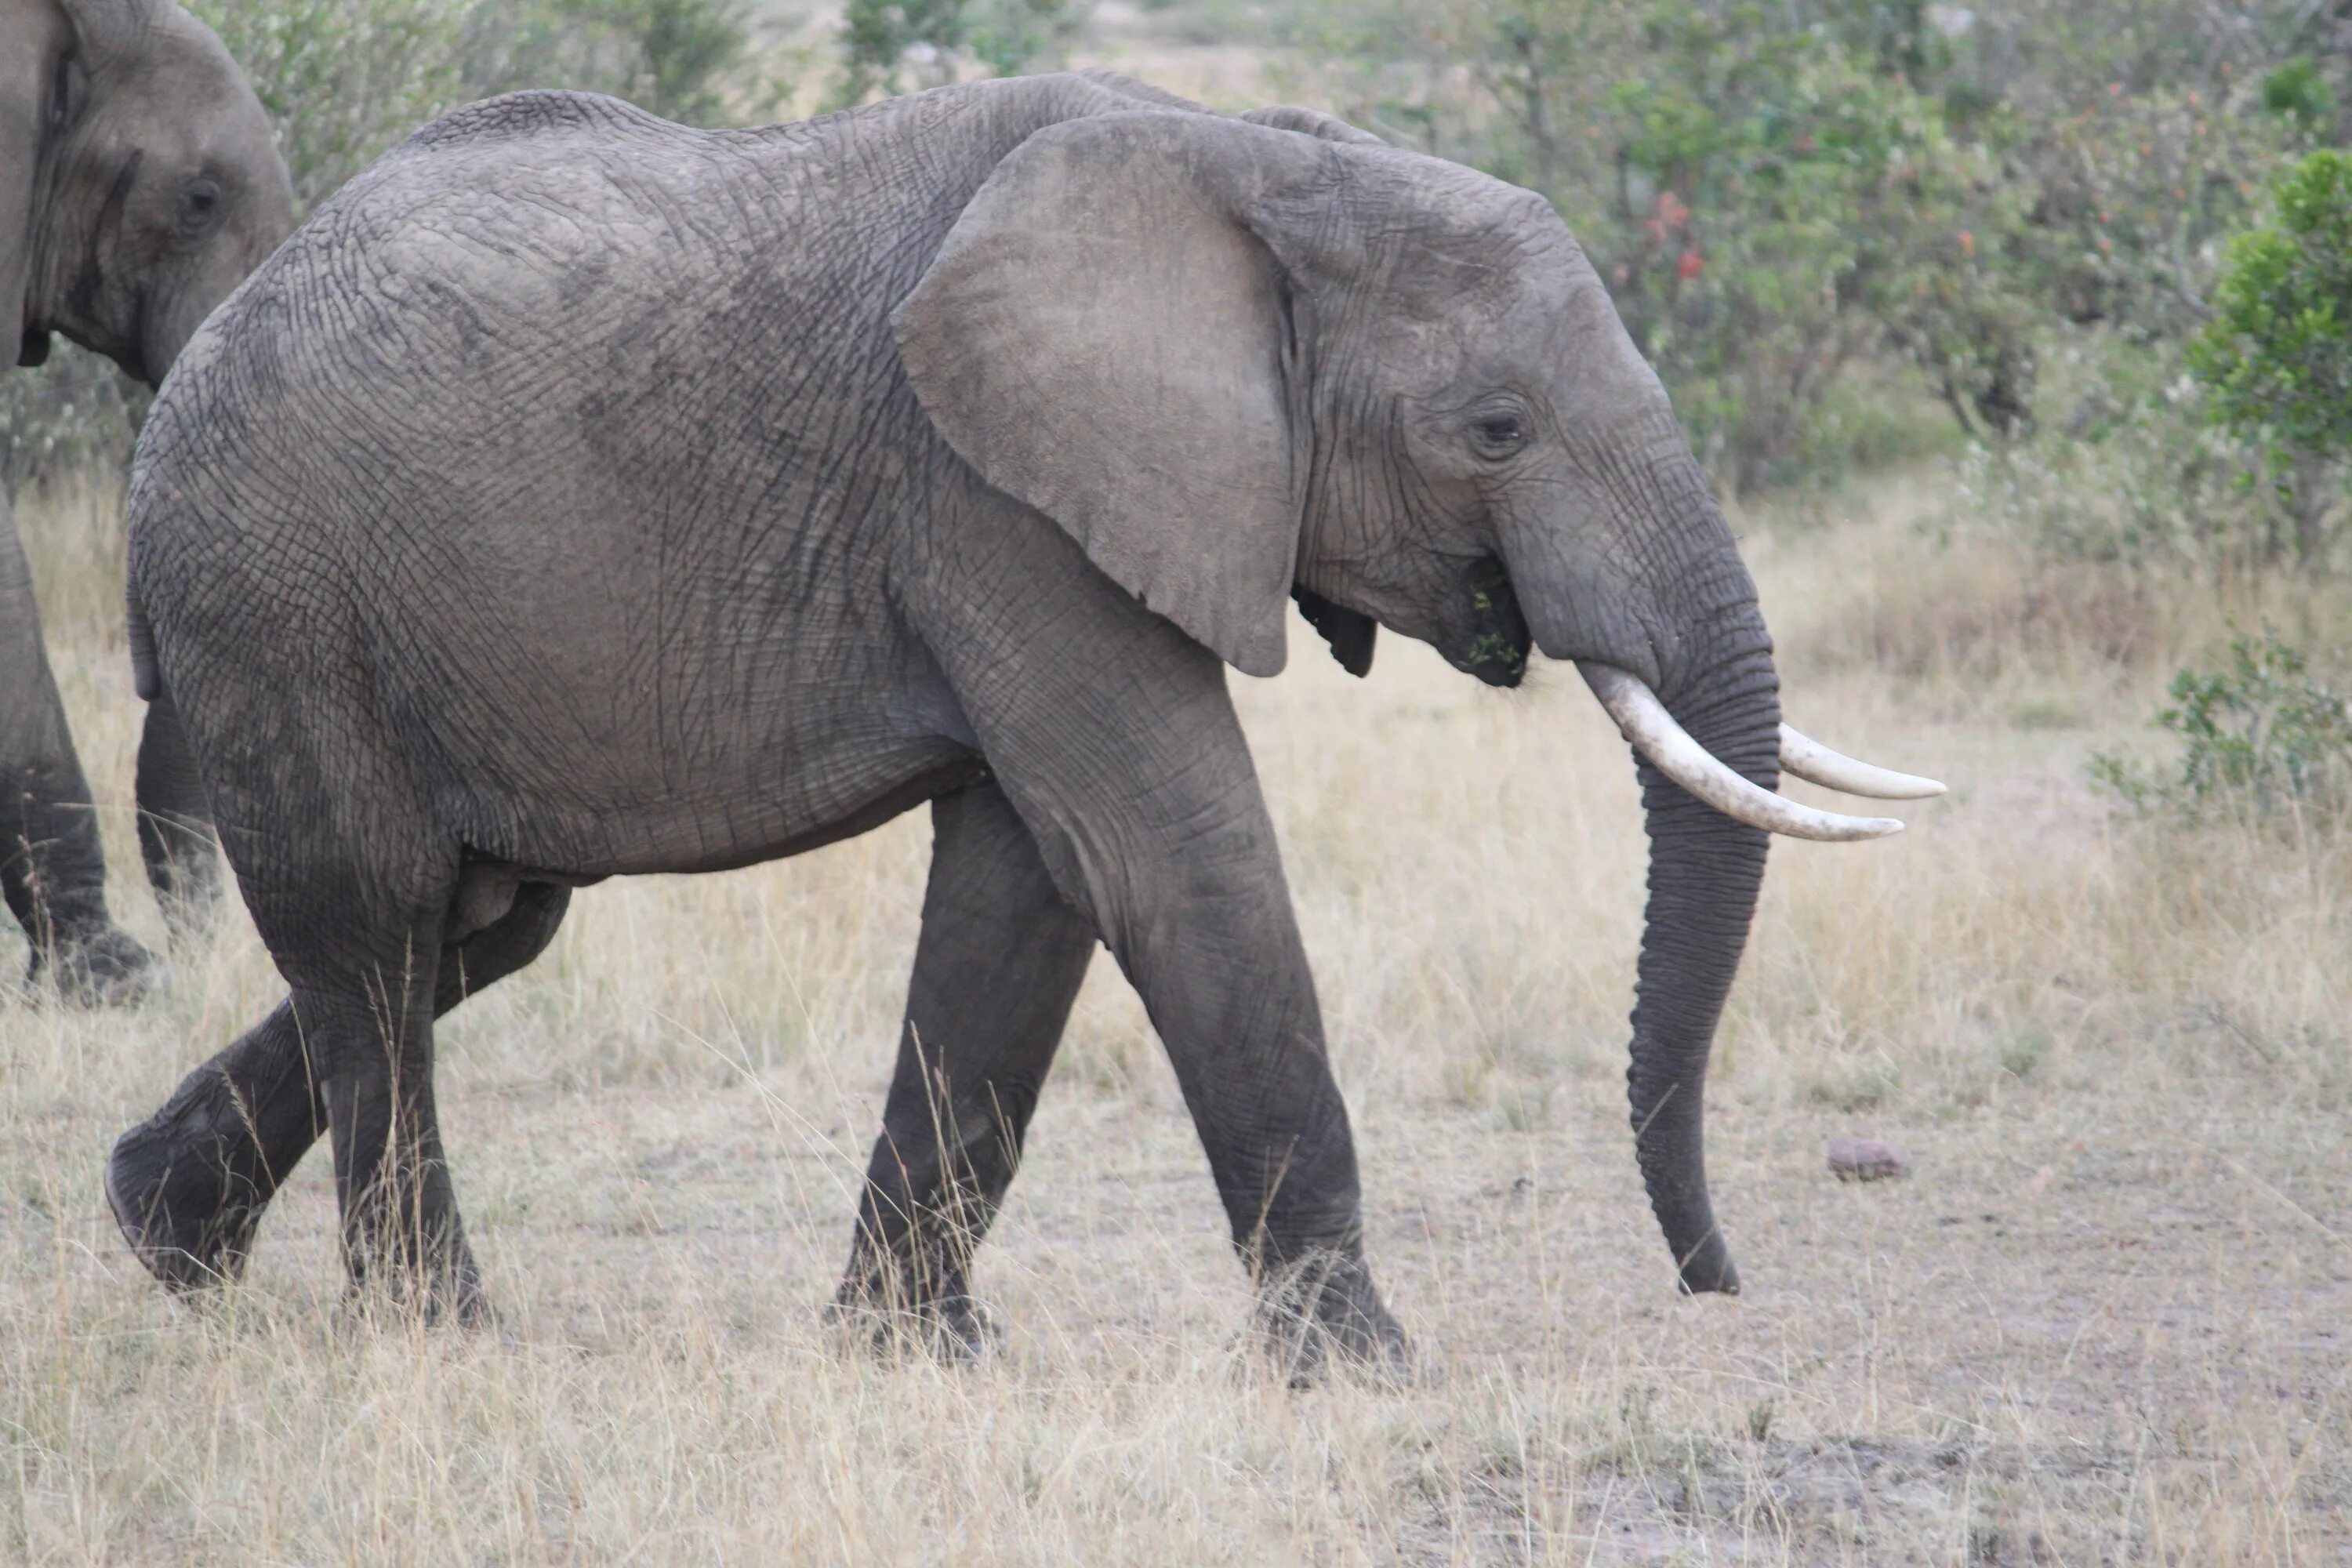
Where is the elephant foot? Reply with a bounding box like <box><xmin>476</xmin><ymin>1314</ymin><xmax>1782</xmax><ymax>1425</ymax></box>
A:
<box><xmin>339</xmin><ymin>1258</ymin><xmax>495</xmax><ymax>1330</ymax></box>
<box><xmin>29</xmin><ymin>920</ymin><xmax>163</xmax><ymax>1007</ymax></box>
<box><xmin>1252</xmin><ymin>1249</ymin><xmax>1414</xmax><ymax>1388</ymax></box>
<box><xmin>827</xmin><ymin>1266</ymin><xmax>1002</xmax><ymax>1363</ymax></box>
<box><xmin>107</xmin><ymin>1076</ymin><xmax>279</xmax><ymax>1291</ymax></box>
<box><xmin>107</xmin><ymin>1120</ymin><xmax>260</xmax><ymax>1292</ymax></box>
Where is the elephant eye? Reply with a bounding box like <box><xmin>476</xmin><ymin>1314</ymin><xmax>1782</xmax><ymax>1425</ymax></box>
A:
<box><xmin>1470</xmin><ymin>412</ymin><xmax>1526</xmax><ymax>456</ymax></box>
<box><xmin>176</xmin><ymin>179</ymin><xmax>224</xmax><ymax>240</ymax></box>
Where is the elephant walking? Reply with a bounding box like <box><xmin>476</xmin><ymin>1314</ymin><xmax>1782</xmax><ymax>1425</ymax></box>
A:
<box><xmin>2</xmin><ymin>0</ymin><xmax>291</xmax><ymax>999</ymax></box>
<box><xmin>105</xmin><ymin>72</ymin><xmax>1936</xmax><ymax>1365</ymax></box>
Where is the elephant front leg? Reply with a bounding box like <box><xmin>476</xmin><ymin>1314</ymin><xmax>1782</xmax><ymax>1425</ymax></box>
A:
<box><xmin>833</xmin><ymin>780</ymin><xmax>1095</xmax><ymax>1356</ymax></box>
<box><xmin>939</xmin><ymin>666</ymin><xmax>1404</xmax><ymax>1377</ymax></box>
<box><xmin>1109</xmin><ymin>843</ymin><xmax>1408</xmax><ymax>1383</ymax></box>
<box><xmin>0</xmin><ymin>495</ymin><xmax>158</xmax><ymax>1002</ymax></box>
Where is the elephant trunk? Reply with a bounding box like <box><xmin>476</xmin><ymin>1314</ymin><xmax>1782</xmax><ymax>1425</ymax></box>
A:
<box><xmin>1504</xmin><ymin>416</ymin><xmax>1936</xmax><ymax>1290</ymax></box>
<box><xmin>1621</xmin><ymin>622</ymin><xmax>1778</xmax><ymax>1294</ymax></box>
<box><xmin>1504</xmin><ymin>430</ymin><xmax>1786</xmax><ymax>1293</ymax></box>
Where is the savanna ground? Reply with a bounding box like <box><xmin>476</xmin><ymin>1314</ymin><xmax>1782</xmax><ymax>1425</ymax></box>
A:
<box><xmin>5</xmin><ymin>450</ymin><xmax>2350</xmax><ymax>1566</ymax></box>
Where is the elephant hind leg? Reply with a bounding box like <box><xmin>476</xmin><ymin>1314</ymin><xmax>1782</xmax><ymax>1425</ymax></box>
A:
<box><xmin>107</xmin><ymin>878</ymin><xmax>572</xmax><ymax>1294</ymax></box>
<box><xmin>134</xmin><ymin>691</ymin><xmax>223</xmax><ymax>946</ymax></box>
<box><xmin>107</xmin><ymin>996</ymin><xmax>321</xmax><ymax>1291</ymax></box>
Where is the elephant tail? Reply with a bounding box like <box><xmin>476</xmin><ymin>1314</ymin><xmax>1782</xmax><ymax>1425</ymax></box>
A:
<box><xmin>128</xmin><ymin>583</ymin><xmax>161</xmax><ymax>702</ymax></box>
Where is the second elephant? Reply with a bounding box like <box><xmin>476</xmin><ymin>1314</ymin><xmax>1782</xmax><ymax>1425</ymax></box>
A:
<box><xmin>2</xmin><ymin>0</ymin><xmax>292</xmax><ymax>998</ymax></box>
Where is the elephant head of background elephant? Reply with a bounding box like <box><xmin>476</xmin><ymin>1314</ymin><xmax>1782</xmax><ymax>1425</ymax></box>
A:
<box><xmin>897</xmin><ymin>103</ymin><xmax>1943</xmax><ymax>1293</ymax></box>
<box><xmin>4</xmin><ymin>0</ymin><xmax>291</xmax><ymax>387</ymax></box>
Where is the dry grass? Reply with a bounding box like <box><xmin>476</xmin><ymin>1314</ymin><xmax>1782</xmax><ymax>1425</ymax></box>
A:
<box><xmin>3</xmin><ymin>468</ymin><xmax>2349</xmax><ymax>1565</ymax></box>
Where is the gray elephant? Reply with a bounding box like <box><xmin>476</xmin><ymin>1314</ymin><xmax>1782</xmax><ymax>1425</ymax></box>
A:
<box><xmin>104</xmin><ymin>71</ymin><xmax>1939</xmax><ymax>1367</ymax></box>
<box><xmin>2</xmin><ymin>0</ymin><xmax>291</xmax><ymax>999</ymax></box>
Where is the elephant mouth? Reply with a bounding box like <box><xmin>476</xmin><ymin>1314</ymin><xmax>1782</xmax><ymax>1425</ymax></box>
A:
<box><xmin>1462</xmin><ymin>557</ymin><xmax>1530</xmax><ymax>688</ymax></box>
<box><xmin>17</xmin><ymin>328</ymin><xmax>51</xmax><ymax>368</ymax></box>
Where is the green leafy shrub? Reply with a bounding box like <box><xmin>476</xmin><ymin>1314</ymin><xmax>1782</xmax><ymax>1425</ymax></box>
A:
<box><xmin>191</xmin><ymin>0</ymin><xmax>775</xmax><ymax>212</ymax></box>
<box><xmin>835</xmin><ymin>0</ymin><xmax>1080</xmax><ymax>102</ymax></box>
<box><xmin>0</xmin><ymin>349</ymin><xmax>139</xmax><ymax>492</ymax></box>
<box><xmin>1952</xmin><ymin>330</ymin><xmax>2303</xmax><ymax>569</ymax></box>
<box><xmin>1600</xmin><ymin>2</ymin><xmax>2029</xmax><ymax>492</ymax></box>
<box><xmin>2091</xmin><ymin>630</ymin><xmax>2352</xmax><ymax>817</ymax></box>
<box><xmin>478</xmin><ymin>0</ymin><xmax>779</xmax><ymax>132</ymax></box>
<box><xmin>2186</xmin><ymin>149</ymin><xmax>2352</xmax><ymax>563</ymax></box>
<box><xmin>1308</xmin><ymin>0</ymin><xmax>2026</xmax><ymax>495</ymax></box>
<box><xmin>2261</xmin><ymin>56</ymin><xmax>2337</xmax><ymax>135</ymax></box>
<box><xmin>2000</xmin><ymin>80</ymin><xmax>2292</xmax><ymax>339</ymax></box>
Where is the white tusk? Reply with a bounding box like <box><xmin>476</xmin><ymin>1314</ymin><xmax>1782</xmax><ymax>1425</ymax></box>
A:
<box><xmin>1778</xmin><ymin>724</ymin><xmax>1947</xmax><ymax>800</ymax></box>
<box><xmin>1577</xmin><ymin>663</ymin><xmax>1906</xmax><ymax>842</ymax></box>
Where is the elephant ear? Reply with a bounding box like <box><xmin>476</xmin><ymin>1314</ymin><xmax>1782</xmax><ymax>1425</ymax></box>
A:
<box><xmin>2</xmin><ymin>4</ymin><xmax>65</xmax><ymax>365</ymax></box>
<box><xmin>895</xmin><ymin>111</ymin><xmax>1327</xmax><ymax>678</ymax></box>
<box><xmin>56</xmin><ymin>0</ymin><xmax>174</xmax><ymax>63</ymax></box>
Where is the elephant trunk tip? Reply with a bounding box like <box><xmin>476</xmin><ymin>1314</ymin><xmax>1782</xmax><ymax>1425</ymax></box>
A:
<box><xmin>1674</xmin><ymin>1236</ymin><xmax>1740</xmax><ymax>1295</ymax></box>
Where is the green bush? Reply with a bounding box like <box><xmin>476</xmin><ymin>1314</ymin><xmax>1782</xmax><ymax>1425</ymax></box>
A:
<box><xmin>1307</xmin><ymin>0</ymin><xmax>2027</xmax><ymax>495</ymax></box>
<box><xmin>1992</xmin><ymin>76</ymin><xmax>2293</xmax><ymax>339</ymax></box>
<box><xmin>191</xmin><ymin>0</ymin><xmax>776</xmax><ymax>212</ymax></box>
<box><xmin>1951</xmin><ymin>330</ymin><xmax>2303</xmax><ymax>569</ymax></box>
<box><xmin>1600</xmin><ymin>3</ymin><xmax>2029</xmax><ymax>492</ymax></box>
<box><xmin>0</xmin><ymin>349</ymin><xmax>139</xmax><ymax>492</ymax></box>
<box><xmin>835</xmin><ymin>0</ymin><xmax>1081</xmax><ymax>103</ymax></box>
<box><xmin>2187</xmin><ymin>149</ymin><xmax>2352</xmax><ymax>563</ymax></box>
<box><xmin>2092</xmin><ymin>630</ymin><xmax>2352</xmax><ymax>818</ymax></box>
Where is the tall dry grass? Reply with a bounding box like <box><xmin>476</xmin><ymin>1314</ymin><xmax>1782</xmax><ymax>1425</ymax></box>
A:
<box><xmin>2</xmin><ymin>469</ymin><xmax>2347</xmax><ymax>1563</ymax></box>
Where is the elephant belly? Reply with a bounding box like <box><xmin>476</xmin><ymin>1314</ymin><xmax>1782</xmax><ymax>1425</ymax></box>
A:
<box><xmin>370</xmin><ymin>588</ymin><xmax>979</xmax><ymax>879</ymax></box>
<box><xmin>424</xmin><ymin>722</ymin><xmax>983</xmax><ymax>880</ymax></box>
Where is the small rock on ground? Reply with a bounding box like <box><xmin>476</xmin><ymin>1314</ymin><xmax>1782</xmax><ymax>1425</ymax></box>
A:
<box><xmin>1828</xmin><ymin>1136</ymin><xmax>1911</xmax><ymax>1181</ymax></box>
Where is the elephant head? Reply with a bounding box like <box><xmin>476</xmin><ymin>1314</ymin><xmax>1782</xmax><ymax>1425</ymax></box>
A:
<box><xmin>4</xmin><ymin>0</ymin><xmax>291</xmax><ymax>387</ymax></box>
<box><xmin>897</xmin><ymin>107</ymin><xmax>1941</xmax><ymax>1294</ymax></box>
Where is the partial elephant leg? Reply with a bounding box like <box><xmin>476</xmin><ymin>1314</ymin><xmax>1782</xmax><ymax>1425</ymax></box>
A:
<box><xmin>0</xmin><ymin>492</ymin><xmax>157</xmax><ymax>1002</ymax></box>
<box><xmin>107</xmin><ymin>997</ymin><xmax>319</xmax><ymax>1290</ymax></box>
<box><xmin>1040</xmin><ymin>761</ymin><xmax>1398</xmax><ymax>1379</ymax></box>
<box><xmin>134</xmin><ymin>691</ymin><xmax>222</xmax><ymax>943</ymax></box>
<box><xmin>314</xmin><ymin>946</ymin><xmax>485</xmax><ymax>1320</ymax></box>
<box><xmin>109</xmin><ymin>881</ymin><xmax>571</xmax><ymax>1292</ymax></box>
<box><xmin>833</xmin><ymin>780</ymin><xmax>1095</xmax><ymax>1355</ymax></box>
<box><xmin>920</xmin><ymin>581</ymin><xmax>1407</xmax><ymax>1379</ymax></box>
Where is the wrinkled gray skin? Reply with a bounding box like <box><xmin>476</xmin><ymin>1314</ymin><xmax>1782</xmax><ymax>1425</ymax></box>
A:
<box><xmin>107</xmin><ymin>71</ymin><xmax>1777</xmax><ymax>1367</ymax></box>
<box><xmin>2</xmin><ymin>0</ymin><xmax>290</xmax><ymax>1000</ymax></box>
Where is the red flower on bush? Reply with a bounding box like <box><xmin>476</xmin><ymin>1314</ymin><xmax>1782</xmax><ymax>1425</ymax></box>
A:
<box><xmin>1676</xmin><ymin>248</ymin><xmax>1704</xmax><ymax>280</ymax></box>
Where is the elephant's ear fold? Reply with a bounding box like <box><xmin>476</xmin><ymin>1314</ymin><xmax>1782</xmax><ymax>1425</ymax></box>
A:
<box><xmin>895</xmin><ymin>111</ymin><xmax>1323</xmax><ymax>678</ymax></box>
<box><xmin>57</xmin><ymin>0</ymin><xmax>172</xmax><ymax>62</ymax></box>
<box><xmin>1292</xmin><ymin>587</ymin><xmax>1377</xmax><ymax>677</ymax></box>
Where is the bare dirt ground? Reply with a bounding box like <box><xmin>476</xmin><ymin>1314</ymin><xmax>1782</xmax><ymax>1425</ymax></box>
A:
<box><xmin>2</xmin><ymin>470</ymin><xmax>2347</xmax><ymax>1564</ymax></box>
